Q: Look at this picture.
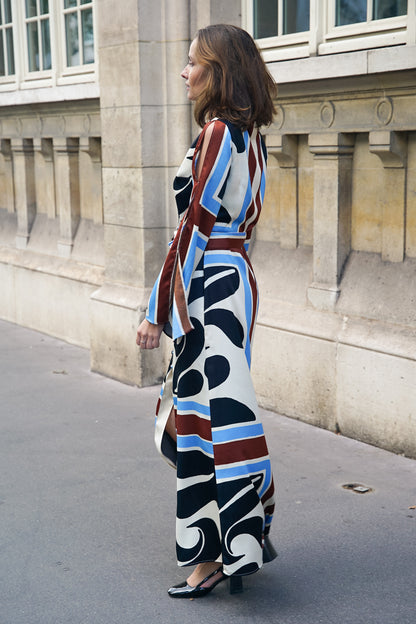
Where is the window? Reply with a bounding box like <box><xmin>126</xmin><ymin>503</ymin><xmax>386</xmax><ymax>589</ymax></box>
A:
<box><xmin>335</xmin><ymin>0</ymin><xmax>407</xmax><ymax>26</ymax></box>
<box><xmin>284</xmin><ymin>0</ymin><xmax>310</xmax><ymax>34</ymax></box>
<box><xmin>246</xmin><ymin>0</ymin><xmax>412</xmax><ymax>60</ymax></box>
<box><xmin>0</xmin><ymin>0</ymin><xmax>15</xmax><ymax>76</ymax></box>
<box><xmin>0</xmin><ymin>0</ymin><xmax>96</xmax><ymax>93</ymax></box>
<box><xmin>24</xmin><ymin>0</ymin><xmax>51</xmax><ymax>72</ymax></box>
<box><xmin>253</xmin><ymin>0</ymin><xmax>310</xmax><ymax>39</ymax></box>
<box><xmin>63</xmin><ymin>0</ymin><xmax>94</xmax><ymax>67</ymax></box>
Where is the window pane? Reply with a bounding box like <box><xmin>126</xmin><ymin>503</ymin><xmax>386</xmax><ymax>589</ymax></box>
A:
<box><xmin>5</xmin><ymin>0</ymin><xmax>13</xmax><ymax>23</ymax></box>
<box><xmin>6</xmin><ymin>27</ymin><xmax>14</xmax><ymax>73</ymax></box>
<box><xmin>283</xmin><ymin>0</ymin><xmax>310</xmax><ymax>34</ymax></box>
<box><xmin>0</xmin><ymin>32</ymin><xmax>4</xmax><ymax>75</ymax></box>
<box><xmin>41</xmin><ymin>18</ymin><xmax>51</xmax><ymax>69</ymax></box>
<box><xmin>25</xmin><ymin>0</ymin><xmax>38</xmax><ymax>18</ymax></box>
<box><xmin>40</xmin><ymin>0</ymin><xmax>49</xmax><ymax>14</ymax></box>
<box><xmin>253</xmin><ymin>0</ymin><xmax>278</xmax><ymax>38</ymax></box>
<box><xmin>81</xmin><ymin>0</ymin><xmax>92</xmax><ymax>4</ymax></box>
<box><xmin>27</xmin><ymin>21</ymin><xmax>39</xmax><ymax>71</ymax></box>
<box><xmin>336</xmin><ymin>0</ymin><xmax>367</xmax><ymax>26</ymax></box>
<box><xmin>0</xmin><ymin>4</ymin><xmax>2</xmax><ymax>25</ymax></box>
<box><xmin>65</xmin><ymin>12</ymin><xmax>79</xmax><ymax>66</ymax></box>
<box><xmin>64</xmin><ymin>0</ymin><xmax>77</xmax><ymax>8</ymax></box>
<box><xmin>373</xmin><ymin>0</ymin><xmax>407</xmax><ymax>19</ymax></box>
<box><xmin>81</xmin><ymin>8</ymin><xmax>94</xmax><ymax>63</ymax></box>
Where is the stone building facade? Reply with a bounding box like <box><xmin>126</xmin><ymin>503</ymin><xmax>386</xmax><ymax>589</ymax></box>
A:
<box><xmin>1</xmin><ymin>1</ymin><xmax>415</xmax><ymax>457</ymax></box>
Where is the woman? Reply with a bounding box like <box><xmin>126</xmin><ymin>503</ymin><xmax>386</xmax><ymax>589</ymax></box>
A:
<box><xmin>136</xmin><ymin>24</ymin><xmax>277</xmax><ymax>598</ymax></box>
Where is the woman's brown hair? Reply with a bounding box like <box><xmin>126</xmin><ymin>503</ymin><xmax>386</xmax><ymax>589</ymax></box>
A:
<box><xmin>193</xmin><ymin>24</ymin><xmax>277</xmax><ymax>130</ymax></box>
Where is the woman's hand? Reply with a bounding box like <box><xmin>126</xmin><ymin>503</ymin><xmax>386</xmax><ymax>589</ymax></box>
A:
<box><xmin>136</xmin><ymin>319</ymin><xmax>164</xmax><ymax>350</ymax></box>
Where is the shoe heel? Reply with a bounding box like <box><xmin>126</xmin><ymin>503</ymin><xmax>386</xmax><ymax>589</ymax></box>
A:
<box><xmin>263</xmin><ymin>534</ymin><xmax>278</xmax><ymax>563</ymax></box>
<box><xmin>229</xmin><ymin>575</ymin><xmax>243</xmax><ymax>594</ymax></box>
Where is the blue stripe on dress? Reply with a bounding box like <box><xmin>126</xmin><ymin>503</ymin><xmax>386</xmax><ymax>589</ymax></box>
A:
<box><xmin>212</xmin><ymin>423</ymin><xmax>264</xmax><ymax>444</ymax></box>
<box><xmin>200</xmin><ymin>133</ymin><xmax>232</xmax><ymax>214</ymax></box>
<box><xmin>146</xmin><ymin>267</ymin><xmax>162</xmax><ymax>324</ymax></box>
<box><xmin>181</xmin><ymin>230</ymin><xmax>198</xmax><ymax>290</ymax></box>
<box><xmin>260</xmin><ymin>170</ymin><xmax>266</xmax><ymax>202</ymax></box>
<box><xmin>234</xmin><ymin>183</ymin><xmax>252</xmax><ymax>231</ymax></box>
<box><xmin>177</xmin><ymin>434</ymin><xmax>214</xmax><ymax>456</ymax></box>
<box><xmin>209</xmin><ymin>229</ymin><xmax>246</xmax><ymax>239</ymax></box>
<box><xmin>196</xmin><ymin>235</ymin><xmax>207</xmax><ymax>249</ymax></box>
<box><xmin>215</xmin><ymin>459</ymin><xmax>272</xmax><ymax>498</ymax></box>
<box><xmin>176</xmin><ymin>400</ymin><xmax>210</xmax><ymax>416</ymax></box>
<box><xmin>171</xmin><ymin>300</ymin><xmax>185</xmax><ymax>340</ymax></box>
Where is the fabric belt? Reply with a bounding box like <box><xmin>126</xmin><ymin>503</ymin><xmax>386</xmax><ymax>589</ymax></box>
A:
<box><xmin>205</xmin><ymin>238</ymin><xmax>246</xmax><ymax>251</ymax></box>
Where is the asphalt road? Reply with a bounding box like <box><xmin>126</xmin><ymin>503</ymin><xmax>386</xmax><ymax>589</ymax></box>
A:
<box><xmin>0</xmin><ymin>319</ymin><xmax>415</xmax><ymax>624</ymax></box>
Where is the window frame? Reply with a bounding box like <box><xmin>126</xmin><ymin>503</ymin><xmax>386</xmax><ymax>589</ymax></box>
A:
<box><xmin>244</xmin><ymin>0</ymin><xmax>415</xmax><ymax>61</ymax></box>
<box><xmin>22</xmin><ymin>0</ymin><xmax>53</xmax><ymax>80</ymax></box>
<box><xmin>0</xmin><ymin>0</ymin><xmax>97</xmax><ymax>93</ymax></box>
<box><xmin>60</xmin><ymin>0</ymin><xmax>95</xmax><ymax>79</ymax></box>
<box><xmin>321</xmin><ymin>0</ymin><xmax>408</xmax><ymax>54</ymax></box>
<box><xmin>0</xmin><ymin>0</ymin><xmax>16</xmax><ymax>83</ymax></box>
<box><xmin>244</xmin><ymin>0</ymin><xmax>312</xmax><ymax>60</ymax></box>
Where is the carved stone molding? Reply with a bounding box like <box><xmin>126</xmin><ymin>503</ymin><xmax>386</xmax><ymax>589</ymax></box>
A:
<box><xmin>369</xmin><ymin>130</ymin><xmax>407</xmax><ymax>167</ymax></box>
<box><xmin>52</xmin><ymin>137</ymin><xmax>80</xmax><ymax>154</ymax></box>
<box><xmin>309</xmin><ymin>132</ymin><xmax>355</xmax><ymax>158</ymax></box>
<box><xmin>266</xmin><ymin>134</ymin><xmax>297</xmax><ymax>167</ymax></box>
<box><xmin>33</xmin><ymin>137</ymin><xmax>54</xmax><ymax>161</ymax></box>
<box><xmin>83</xmin><ymin>115</ymin><xmax>91</xmax><ymax>134</ymax></box>
<box><xmin>79</xmin><ymin>136</ymin><xmax>102</xmax><ymax>163</ymax></box>
<box><xmin>0</xmin><ymin>138</ymin><xmax>12</xmax><ymax>158</ymax></box>
<box><xmin>273</xmin><ymin>104</ymin><xmax>285</xmax><ymax>130</ymax></box>
<box><xmin>308</xmin><ymin>132</ymin><xmax>354</xmax><ymax>311</ymax></box>
<box><xmin>320</xmin><ymin>101</ymin><xmax>335</xmax><ymax>128</ymax></box>
<box><xmin>369</xmin><ymin>130</ymin><xmax>407</xmax><ymax>263</ymax></box>
<box><xmin>265</xmin><ymin>92</ymin><xmax>415</xmax><ymax>135</ymax></box>
<box><xmin>375</xmin><ymin>97</ymin><xmax>393</xmax><ymax>126</ymax></box>
<box><xmin>10</xmin><ymin>137</ymin><xmax>34</xmax><ymax>154</ymax></box>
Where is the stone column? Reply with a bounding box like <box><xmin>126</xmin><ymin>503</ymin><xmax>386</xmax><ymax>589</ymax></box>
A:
<box><xmin>267</xmin><ymin>134</ymin><xmax>298</xmax><ymax>249</ymax></box>
<box><xmin>53</xmin><ymin>137</ymin><xmax>80</xmax><ymax>258</ymax></box>
<box><xmin>33</xmin><ymin>138</ymin><xmax>55</xmax><ymax>219</ymax></box>
<box><xmin>191</xmin><ymin>0</ymin><xmax>242</xmax><ymax>31</ymax></box>
<box><xmin>369</xmin><ymin>131</ymin><xmax>407</xmax><ymax>263</ymax></box>
<box><xmin>11</xmin><ymin>138</ymin><xmax>36</xmax><ymax>249</ymax></box>
<box><xmin>79</xmin><ymin>137</ymin><xmax>103</xmax><ymax>224</ymax></box>
<box><xmin>308</xmin><ymin>133</ymin><xmax>355</xmax><ymax>310</ymax></box>
<box><xmin>91</xmin><ymin>0</ymin><xmax>191</xmax><ymax>385</ymax></box>
<box><xmin>0</xmin><ymin>139</ymin><xmax>15</xmax><ymax>213</ymax></box>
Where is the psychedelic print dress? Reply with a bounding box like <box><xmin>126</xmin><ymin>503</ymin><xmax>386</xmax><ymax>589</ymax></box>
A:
<box><xmin>146</xmin><ymin>119</ymin><xmax>275</xmax><ymax>578</ymax></box>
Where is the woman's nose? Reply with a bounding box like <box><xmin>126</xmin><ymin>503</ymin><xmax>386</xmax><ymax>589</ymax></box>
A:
<box><xmin>181</xmin><ymin>67</ymin><xmax>188</xmax><ymax>79</ymax></box>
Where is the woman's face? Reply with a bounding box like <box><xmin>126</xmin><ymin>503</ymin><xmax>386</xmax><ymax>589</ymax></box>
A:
<box><xmin>181</xmin><ymin>38</ymin><xmax>206</xmax><ymax>101</ymax></box>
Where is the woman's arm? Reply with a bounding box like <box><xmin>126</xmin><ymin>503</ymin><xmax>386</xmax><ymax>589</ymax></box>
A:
<box><xmin>143</xmin><ymin>120</ymin><xmax>232</xmax><ymax>340</ymax></box>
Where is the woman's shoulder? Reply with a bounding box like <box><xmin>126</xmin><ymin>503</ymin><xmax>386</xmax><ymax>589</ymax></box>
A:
<box><xmin>201</xmin><ymin>118</ymin><xmax>246</xmax><ymax>152</ymax></box>
<box><xmin>202</xmin><ymin>118</ymin><xmax>229</xmax><ymax>138</ymax></box>
<box><xmin>196</xmin><ymin>119</ymin><xmax>229</xmax><ymax>154</ymax></box>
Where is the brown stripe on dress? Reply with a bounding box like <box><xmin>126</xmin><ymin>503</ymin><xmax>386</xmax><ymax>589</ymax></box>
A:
<box><xmin>214</xmin><ymin>436</ymin><xmax>269</xmax><ymax>465</ymax></box>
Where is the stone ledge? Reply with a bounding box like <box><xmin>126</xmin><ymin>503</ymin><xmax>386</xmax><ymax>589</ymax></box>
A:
<box><xmin>269</xmin><ymin>45</ymin><xmax>416</xmax><ymax>85</ymax></box>
<box><xmin>258</xmin><ymin>297</ymin><xmax>416</xmax><ymax>362</ymax></box>
<box><xmin>90</xmin><ymin>282</ymin><xmax>149</xmax><ymax>312</ymax></box>
<box><xmin>0</xmin><ymin>246</ymin><xmax>104</xmax><ymax>286</ymax></box>
<box><xmin>0</xmin><ymin>83</ymin><xmax>100</xmax><ymax>108</ymax></box>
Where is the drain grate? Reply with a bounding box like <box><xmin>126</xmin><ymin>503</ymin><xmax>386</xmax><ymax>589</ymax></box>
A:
<box><xmin>342</xmin><ymin>483</ymin><xmax>373</xmax><ymax>494</ymax></box>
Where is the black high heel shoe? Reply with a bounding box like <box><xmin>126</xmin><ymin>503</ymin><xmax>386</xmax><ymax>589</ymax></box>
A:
<box><xmin>167</xmin><ymin>568</ymin><xmax>244</xmax><ymax>598</ymax></box>
<box><xmin>229</xmin><ymin>574</ymin><xmax>244</xmax><ymax>594</ymax></box>
<box><xmin>263</xmin><ymin>535</ymin><xmax>278</xmax><ymax>563</ymax></box>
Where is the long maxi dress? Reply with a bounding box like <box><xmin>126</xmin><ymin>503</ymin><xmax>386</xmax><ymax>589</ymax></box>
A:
<box><xmin>146</xmin><ymin>119</ymin><xmax>276</xmax><ymax>578</ymax></box>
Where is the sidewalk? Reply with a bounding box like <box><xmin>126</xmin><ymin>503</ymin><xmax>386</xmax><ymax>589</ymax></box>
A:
<box><xmin>0</xmin><ymin>319</ymin><xmax>415</xmax><ymax>624</ymax></box>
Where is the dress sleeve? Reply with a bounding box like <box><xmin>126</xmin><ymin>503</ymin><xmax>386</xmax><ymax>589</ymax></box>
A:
<box><xmin>146</xmin><ymin>120</ymin><xmax>232</xmax><ymax>339</ymax></box>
